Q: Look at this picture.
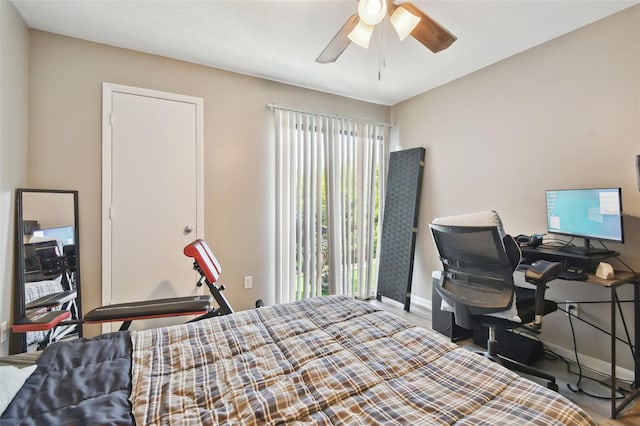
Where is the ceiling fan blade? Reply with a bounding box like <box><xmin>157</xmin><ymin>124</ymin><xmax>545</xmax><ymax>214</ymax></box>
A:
<box><xmin>399</xmin><ymin>3</ymin><xmax>456</xmax><ymax>53</ymax></box>
<box><xmin>316</xmin><ymin>14</ymin><xmax>360</xmax><ymax>64</ymax></box>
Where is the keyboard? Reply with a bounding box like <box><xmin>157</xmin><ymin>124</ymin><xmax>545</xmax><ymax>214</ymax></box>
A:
<box><xmin>558</xmin><ymin>245</ymin><xmax>616</xmax><ymax>257</ymax></box>
<box><xmin>557</xmin><ymin>270</ymin><xmax>588</xmax><ymax>281</ymax></box>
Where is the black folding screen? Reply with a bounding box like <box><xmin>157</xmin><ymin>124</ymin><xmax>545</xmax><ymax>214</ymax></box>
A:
<box><xmin>376</xmin><ymin>147</ymin><xmax>425</xmax><ymax>311</ymax></box>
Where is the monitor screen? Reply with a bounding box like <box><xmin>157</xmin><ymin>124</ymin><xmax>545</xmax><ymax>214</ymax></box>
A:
<box><xmin>32</xmin><ymin>226</ymin><xmax>75</xmax><ymax>246</ymax></box>
<box><xmin>545</xmin><ymin>188</ymin><xmax>623</xmax><ymax>249</ymax></box>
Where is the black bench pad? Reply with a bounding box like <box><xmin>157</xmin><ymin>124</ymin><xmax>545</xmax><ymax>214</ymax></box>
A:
<box><xmin>25</xmin><ymin>290</ymin><xmax>77</xmax><ymax>310</ymax></box>
<box><xmin>84</xmin><ymin>295</ymin><xmax>212</xmax><ymax>323</ymax></box>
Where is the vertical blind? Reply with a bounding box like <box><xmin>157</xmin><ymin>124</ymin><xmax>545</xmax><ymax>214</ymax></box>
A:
<box><xmin>272</xmin><ymin>106</ymin><xmax>389</xmax><ymax>304</ymax></box>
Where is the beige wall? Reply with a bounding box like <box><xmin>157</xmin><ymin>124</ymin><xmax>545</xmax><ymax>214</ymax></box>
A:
<box><xmin>0</xmin><ymin>1</ymin><xmax>29</xmax><ymax>356</ymax></box>
<box><xmin>22</xmin><ymin>192</ymin><xmax>75</xmax><ymax>230</ymax></box>
<box><xmin>26</xmin><ymin>30</ymin><xmax>390</xmax><ymax>337</ymax></box>
<box><xmin>392</xmin><ymin>5</ymin><xmax>640</xmax><ymax>370</ymax></box>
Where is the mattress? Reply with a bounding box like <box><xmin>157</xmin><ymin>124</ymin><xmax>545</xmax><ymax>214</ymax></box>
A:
<box><xmin>2</xmin><ymin>295</ymin><xmax>595</xmax><ymax>425</ymax></box>
<box><xmin>131</xmin><ymin>296</ymin><xmax>594</xmax><ymax>425</ymax></box>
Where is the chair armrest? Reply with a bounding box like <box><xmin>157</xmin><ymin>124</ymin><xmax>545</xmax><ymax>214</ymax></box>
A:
<box><xmin>524</xmin><ymin>260</ymin><xmax>562</xmax><ymax>327</ymax></box>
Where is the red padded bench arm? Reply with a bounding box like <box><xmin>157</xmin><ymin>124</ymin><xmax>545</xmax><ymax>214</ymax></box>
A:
<box><xmin>184</xmin><ymin>239</ymin><xmax>221</xmax><ymax>284</ymax></box>
<box><xmin>13</xmin><ymin>311</ymin><xmax>71</xmax><ymax>333</ymax></box>
<box><xmin>184</xmin><ymin>239</ymin><xmax>233</xmax><ymax>316</ymax></box>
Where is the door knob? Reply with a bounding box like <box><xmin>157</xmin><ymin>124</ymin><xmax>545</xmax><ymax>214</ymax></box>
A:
<box><xmin>183</xmin><ymin>225</ymin><xmax>194</xmax><ymax>234</ymax></box>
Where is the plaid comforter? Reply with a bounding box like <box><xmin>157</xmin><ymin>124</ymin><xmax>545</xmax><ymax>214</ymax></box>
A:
<box><xmin>131</xmin><ymin>296</ymin><xmax>595</xmax><ymax>425</ymax></box>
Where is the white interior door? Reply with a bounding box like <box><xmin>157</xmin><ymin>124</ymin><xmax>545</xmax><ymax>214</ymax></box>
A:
<box><xmin>102</xmin><ymin>83</ymin><xmax>203</xmax><ymax>332</ymax></box>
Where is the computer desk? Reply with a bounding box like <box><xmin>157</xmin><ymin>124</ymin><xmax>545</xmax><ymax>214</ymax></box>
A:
<box><xmin>521</xmin><ymin>246</ymin><xmax>640</xmax><ymax>419</ymax></box>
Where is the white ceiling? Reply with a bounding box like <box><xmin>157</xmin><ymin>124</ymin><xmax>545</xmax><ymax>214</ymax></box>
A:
<box><xmin>11</xmin><ymin>0</ymin><xmax>640</xmax><ymax>106</ymax></box>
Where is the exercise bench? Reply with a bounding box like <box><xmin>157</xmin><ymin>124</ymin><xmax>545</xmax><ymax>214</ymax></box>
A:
<box><xmin>13</xmin><ymin>239</ymin><xmax>233</xmax><ymax>343</ymax></box>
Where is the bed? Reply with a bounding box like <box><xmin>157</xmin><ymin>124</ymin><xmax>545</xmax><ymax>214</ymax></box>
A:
<box><xmin>1</xmin><ymin>295</ymin><xmax>595</xmax><ymax>425</ymax></box>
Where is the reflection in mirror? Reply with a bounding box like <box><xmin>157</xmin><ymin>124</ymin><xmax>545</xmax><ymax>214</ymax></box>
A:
<box><xmin>9</xmin><ymin>189</ymin><xmax>82</xmax><ymax>354</ymax></box>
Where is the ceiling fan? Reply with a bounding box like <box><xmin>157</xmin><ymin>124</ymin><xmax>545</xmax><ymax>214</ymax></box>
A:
<box><xmin>316</xmin><ymin>0</ymin><xmax>456</xmax><ymax>64</ymax></box>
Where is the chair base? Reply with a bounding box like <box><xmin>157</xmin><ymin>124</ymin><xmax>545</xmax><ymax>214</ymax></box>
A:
<box><xmin>480</xmin><ymin>327</ymin><xmax>558</xmax><ymax>392</ymax></box>
<box><xmin>473</xmin><ymin>327</ymin><xmax>545</xmax><ymax>365</ymax></box>
<box><xmin>493</xmin><ymin>352</ymin><xmax>558</xmax><ymax>392</ymax></box>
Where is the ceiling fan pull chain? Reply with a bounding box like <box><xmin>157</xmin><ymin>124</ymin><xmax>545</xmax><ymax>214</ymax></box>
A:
<box><xmin>378</xmin><ymin>22</ymin><xmax>386</xmax><ymax>81</ymax></box>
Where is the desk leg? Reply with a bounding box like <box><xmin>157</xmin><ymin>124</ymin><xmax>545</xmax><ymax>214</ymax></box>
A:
<box><xmin>612</xmin><ymin>283</ymin><xmax>640</xmax><ymax>418</ymax></box>
<box><xmin>611</xmin><ymin>287</ymin><xmax>616</xmax><ymax>418</ymax></box>
<box><xmin>635</xmin><ymin>282</ymin><xmax>640</xmax><ymax>388</ymax></box>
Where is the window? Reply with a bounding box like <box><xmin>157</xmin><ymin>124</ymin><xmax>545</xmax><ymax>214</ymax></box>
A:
<box><xmin>273</xmin><ymin>107</ymin><xmax>389</xmax><ymax>303</ymax></box>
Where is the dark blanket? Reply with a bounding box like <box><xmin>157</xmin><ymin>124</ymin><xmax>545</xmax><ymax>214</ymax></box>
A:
<box><xmin>0</xmin><ymin>332</ymin><xmax>133</xmax><ymax>426</ymax></box>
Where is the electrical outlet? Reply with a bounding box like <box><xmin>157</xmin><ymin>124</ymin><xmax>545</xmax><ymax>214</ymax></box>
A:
<box><xmin>566</xmin><ymin>300</ymin><xmax>579</xmax><ymax>318</ymax></box>
<box><xmin>1</xmin><ymin>321</ymin><xmax>7</xmax><ymax>343</ymax></box>
<box><xmin>244</xmin><ymin>276</ymin><xmax>253</xmax><ymax>289</ymax></box>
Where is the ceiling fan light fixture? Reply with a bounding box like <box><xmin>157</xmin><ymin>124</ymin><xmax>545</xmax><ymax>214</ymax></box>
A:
<box><xmin>348</xmin><ymin>20</ymin><xmax>374</xmax><ymax>48</ymax></box>
<box><xmin>390</xmin><ymin>6</ymin><xmax>421</xmax><ymax>41</ymax></box>
<box><xmin>357</xmin><ymin>0</ymin><xmax>387</xmax><ymax>25</ymax></box>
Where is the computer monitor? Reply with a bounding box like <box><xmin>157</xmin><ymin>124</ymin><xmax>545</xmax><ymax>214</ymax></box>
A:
<box><xmin>545</xmin><ymin>187</ymin><xmax>623</xmax><ymax>255</ymax></box>
<box><xmin>32</xmin><ymin>226</ymin><xmax>75</xmax><ymax>246</ymax></box>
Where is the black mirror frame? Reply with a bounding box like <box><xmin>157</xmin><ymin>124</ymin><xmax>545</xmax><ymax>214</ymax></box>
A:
<box><xmin>9</xmin><ymin>188</ymin><xmax>83</xmax><ymax>354</ymax></box>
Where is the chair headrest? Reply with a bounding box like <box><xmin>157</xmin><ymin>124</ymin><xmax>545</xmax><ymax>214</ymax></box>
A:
<box><xmin>432</xmin><ymin>210</ymin><xmax>506</xmax><ymax>238</ymax></box>
<box><xmin>183</xmin><ymin>239</ymin><xmax>221</xmax><ymax>284</ymax></box>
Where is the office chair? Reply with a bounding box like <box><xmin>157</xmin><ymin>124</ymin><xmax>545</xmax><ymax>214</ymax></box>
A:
<box><xmin>429</xmin><ymin>210</ymin><xmax>562</xmax><ymax>391</ymax></box>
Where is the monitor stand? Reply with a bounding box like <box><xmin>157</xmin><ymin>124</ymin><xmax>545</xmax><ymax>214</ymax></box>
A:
<box><xmin>560</xmin><ymin>238</ymin><xmax>614</xmax><ymax>256</ymax></box>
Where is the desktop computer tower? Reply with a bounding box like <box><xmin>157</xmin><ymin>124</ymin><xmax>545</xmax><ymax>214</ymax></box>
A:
<box><xmin>431</xmin><ymin>272</ymin><xmax>473</xmax><ymax>342</ymax></box>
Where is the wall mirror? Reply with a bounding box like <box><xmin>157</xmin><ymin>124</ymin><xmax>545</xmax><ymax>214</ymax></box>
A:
<box><xmin>9</xmin><ymin>189</ymin><xmax>83</xmax><ymax>354</ymax></box>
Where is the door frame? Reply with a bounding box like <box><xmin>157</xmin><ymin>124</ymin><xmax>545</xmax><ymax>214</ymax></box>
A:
<box><xmin>101</xmin><ymin>82</ymin><xmax>204</xmax><ymax>331</ymax></box>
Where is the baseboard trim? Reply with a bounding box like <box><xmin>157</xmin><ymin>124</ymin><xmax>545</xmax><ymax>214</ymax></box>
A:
<box><xmin>410</xmin><ymin>295</ymin><xmax>432</xmax><ymax>315</ymax></box>
<box><xmin>543</xmin><ymin>341</ymin><xmax>635</xmax><ymax>383</ymax></box>
<box><xmin>378</xmin><ymin>295</ymin><xmax>432</xmax><ymax>316</ymax></box>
